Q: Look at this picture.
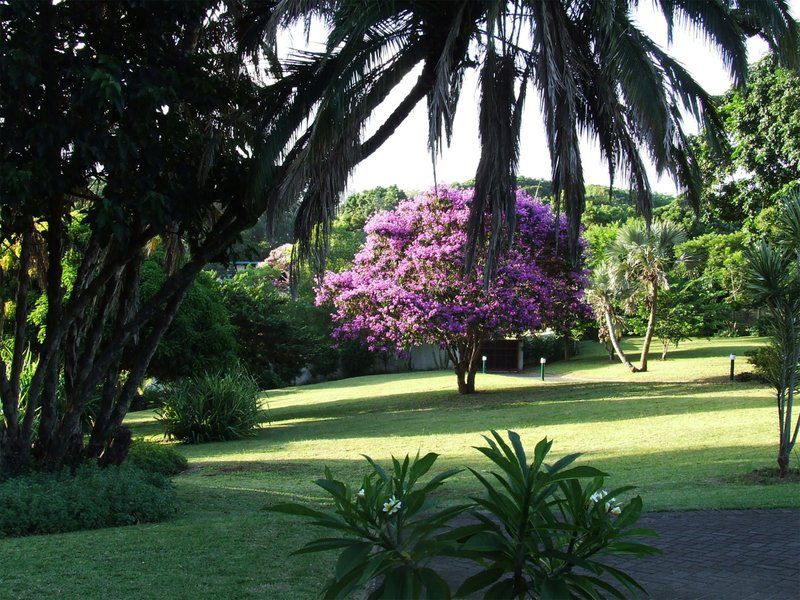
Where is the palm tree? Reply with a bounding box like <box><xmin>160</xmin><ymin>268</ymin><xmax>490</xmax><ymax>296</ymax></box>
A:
<box><xmin>607</xmin><ymin>220</ymin><xmax>686</xmax><ymax>372</ymax></box>
<box><xmin>238</xmin><ymin>0</ymin><xmax>797</xmax><ymax>271</ymax></box>
<box><xmin>586</xmin><ymin>261</ymin><xmax>637</xmax><ymax>372</ymax></box>
<box><xmin>745</xmin><ymin>191</ymin><xmax>800</xmax><ymax>478</ymax></box>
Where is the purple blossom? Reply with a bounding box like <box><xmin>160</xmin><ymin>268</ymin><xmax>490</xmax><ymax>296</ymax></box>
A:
<box><xmin>317</xmin><ymin>186</ymin><xmax>588</xmax><ymax>354</ymax></box>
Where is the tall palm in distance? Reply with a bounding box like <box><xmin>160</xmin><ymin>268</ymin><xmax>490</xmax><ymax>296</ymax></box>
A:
<box><xmin>239</xmin><ymin>0</ymin><xmax>797</xmax><ymax>274</ymax></box>
<box><xmin>586</xmin><ymin>261</ymin><xmax>639</xmax><ymax>371</ymax></box>
<box><xmin>607</xmin><ymin>220</ymin><xmax>686</xmax><ymax>372</ymax></box>
<box><xmin>744</xmin><ymin>191</ymin><xmax>800</xmax><ymax>478</ymax></box>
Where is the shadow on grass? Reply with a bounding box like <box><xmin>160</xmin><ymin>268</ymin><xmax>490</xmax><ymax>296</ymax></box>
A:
<box><xmin>252</xmin><ymin>380</ymin><xmax>769</xmax><ymax>444</ymax></box>
<box><xmin>175</xmin><ymin>442</ymin><xmax>798</xmax><ymax>512</ymax></box>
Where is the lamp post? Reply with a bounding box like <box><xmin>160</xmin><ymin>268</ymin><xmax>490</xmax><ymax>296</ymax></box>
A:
<box><xmin>540</xmin><ymin>357</ymin><xmax>546</xmax><ymax>381</ymax></box>
<box><xmin>729</xmin><ymin>354</ymin><xmax>736</xmax><ymax>381</ymax></box>
<box><xmin>482</xmin><ymin>355</ymin><xmax>487</xmax><ymax>374</ymax></box>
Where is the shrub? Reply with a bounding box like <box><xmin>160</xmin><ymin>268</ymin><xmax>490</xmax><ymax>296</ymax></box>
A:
<box><xmin>130</xmin><ymin>380</ymin><xmax>167</xmax><ymax>412</ymax></box>
<box><xmin>269</xmin><ymin>451</ymin><xmax>465</xmax><ymax>599</ymax></box>
<box><xmin>271</xmin><ymin>431</ymin><xmax>657</xmax><ymax>599</ymax></box>
<box><xmin>452</xmin><ymin>432</ymin><xmax>658</xmax><ymax>598</ymax></box>
<box><xmin>157</xmin><ymin>369</ymin><xmax>262</xmax><ymax>443</ymax></box>
<box><xmin>523</xmin><ymin>332</ymin><xmax>574</xmax><ymax>366</ymax></box>
<box><xmin>218</xmin><ymin>266</ymin><xmax>337</xmax><ymax>389</ymax></box>
<box><xmin>126</xmin><ymin>440</ymin><xmax>188</xmax><ymax>476</ymax></box>
<box><xmin>0</xmin><ymin>463</ymin><xmax>177</xmax><ymax>537</ymax></box>
<box><xmin>141</xmin><ymin>257</ymin><xmax>238</xmax><ymax>382</ymax></box>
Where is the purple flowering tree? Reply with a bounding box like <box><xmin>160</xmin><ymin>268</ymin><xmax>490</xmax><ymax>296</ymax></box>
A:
<box><xmin>317</xmin><ymin>186</ymin><xmax>587</xmax><ymax>393</ymax></box>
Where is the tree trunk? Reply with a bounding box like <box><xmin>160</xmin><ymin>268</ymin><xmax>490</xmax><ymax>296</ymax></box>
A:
<box><xmin>604</xmin><ymin>310</ymin><xmax>637</xmax><ymax>372</ymax></box>
<box><xmin>661</xmin><ymin>340</ymin><xmax>670</xmax><ymax>361</ymax></box>
<box><xmin>639</xmin><ymin>283</ymin><xmax>658</xmax><ymax>372</ymax></box>
<box><xmin>452</xmin><ymin>337</ymin><xmax>483</xmax><ymax>394</ymax></box>
<box><xmin>455</xmin><ymin>364</ymin><xmax>473</xmax><ymax>394</ymax></box>
<box><xmin>777</xmin><ymin>452</ymin><xmax>789</xmax><ymax>479</ymax></box>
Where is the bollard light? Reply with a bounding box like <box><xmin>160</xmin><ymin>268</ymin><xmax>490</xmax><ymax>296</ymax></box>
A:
<box><xmin>540</xmin><ymin>357</ymin><xmax>546</xmax><ymax>381</ymax></box>
<box><xmin>482</xmin><ymin>355</ymin><xmax>488</xmax><ymax>374</ymax></box>
<box><xmin>729</xmin><ymin>353</ymin><xmax>736</xmax><ymax>381</ymax></box>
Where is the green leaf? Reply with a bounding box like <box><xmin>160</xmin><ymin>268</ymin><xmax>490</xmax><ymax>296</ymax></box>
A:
<box><xmin>455</xmin><ymin>567</ymin><xmax>504</xmax><ymax>597</ymax></box>
<box><xmin>362</xmin><ymin>455</ymin><xmax>389</xmax><ymax>483</ymax></box>
<box><xmin>507</xmin><ymin>430</ymin><xmax>527</xmax><ymax>471</ymax></box>
<box><xmin>419</xmin><ymin>568</ymin><xmax>451</xmax><ymax>599</ymax></box>
<box><xmin>548</xmin><ymin>466</ymin><xmax>607</xmax><ymax>482</ymax></box>
<box><xmin>541</xmin><ymin>579</ymin><xmax>570</xmax><ymax>600</ymax></box>
<box><xmin>292</xmin><ymin>538</ymin><xmax>362</xmax><ymax>556</ymax></box>
<box><xmin>335</xmin><ymin>541</ymin><xmax>373</xmax><ymax>579</ymax></box>
<box><xmin>483</xmin><ymin>577</ymin><xmax>516</xmax><ymax>599</ymax></box>
<box><xmin>409</xmin><ymin>452</ymin><xmax>439</xmax><ymax>482</ymax></box>
<box><xmin>266</xmin><ymin>503</ymin><xmax>327</xmax><ymax>519</ymax></box>
<box><xmin>315</xmin><ymin>478</ymin><xmax>348</xmax><ymax>501</ymax></box>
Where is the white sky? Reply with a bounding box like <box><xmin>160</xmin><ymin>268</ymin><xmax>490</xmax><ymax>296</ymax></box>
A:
<box><xmin>282</xmin><ymin>1</ymin><xmax>798</xmax><ymax>197</ymax></box>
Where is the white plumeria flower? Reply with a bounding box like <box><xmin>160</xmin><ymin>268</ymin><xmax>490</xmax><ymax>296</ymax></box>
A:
<box><xmin>382</xmin><ymin>495</ymin><xmax>402</xmax><ymax>516</ymax></box>
<box><xmin>589</xmin><ymin>489</ymin><xmax>609</xmax><ymax>504</ymax></box>
<box><xmin>604</xmin><ymin>497</ymin><xmax>621</xmax><ymax>515</ymax></box>
<box><xmin>357</xmin><ymin>488</ymin><xmax>365</xmax><ymax>498</ymax></box>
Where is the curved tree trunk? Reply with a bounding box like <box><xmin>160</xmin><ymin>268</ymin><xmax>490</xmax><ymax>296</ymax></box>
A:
<box><xmin>604</xmin><ymin>310</ymin><xmax>637</xmax><ymax>373</ymax></box>
<box><xmin>639</xmin><ymin>284</ymin><xmax>658</xmax><ymax>372</ymax></box>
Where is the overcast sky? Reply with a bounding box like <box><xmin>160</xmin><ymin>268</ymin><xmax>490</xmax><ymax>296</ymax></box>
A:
<box><xmin>282</xmin><ymin>1</ymin><xmax>798</xmax><ymax>197</ymax></box>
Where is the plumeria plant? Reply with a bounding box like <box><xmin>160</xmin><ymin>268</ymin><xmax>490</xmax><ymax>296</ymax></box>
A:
<box><xmin>268</xmin><ymin>451</ymin><xmax>467</xmax><ymax>599</ymax></box>
<box><xmin>450</xmin><ymin>431</ymin><xmax>659</xmax><ymax>599</ymax></box>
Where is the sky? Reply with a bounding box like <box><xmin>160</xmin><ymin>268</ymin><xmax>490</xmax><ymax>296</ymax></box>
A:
<box><xmin>282</xmin><ymin>1</ymin><xmax>798</xmax><ymax>197</ymax></box>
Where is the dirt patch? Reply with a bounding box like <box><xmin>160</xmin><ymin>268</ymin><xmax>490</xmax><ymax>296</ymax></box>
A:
<box><xmin>737</xmin><ymin>467</ymin><xmax>800</xmax><ymax>485</ymax></box>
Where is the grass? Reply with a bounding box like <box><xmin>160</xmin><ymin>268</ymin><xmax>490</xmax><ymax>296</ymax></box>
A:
<box><xmin>1</xmin><ymin>336</ymin><xmax>797</xmax><ymax>599</ymax></box>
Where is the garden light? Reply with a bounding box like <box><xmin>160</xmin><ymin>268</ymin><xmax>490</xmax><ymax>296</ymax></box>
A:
<box><xmin>730</xmin><ymin>354</ymin><xmax>736</xmax><ymax>381</ymax></box>
<box><xmin>482</xmin><ymin>355</ymin><xmax>487</xmax><ymax>374</ymax></box>
<box><xmin>540</xmin><ymin>357</ymin><xmax>546</xmax><ymax>381</ymax></box>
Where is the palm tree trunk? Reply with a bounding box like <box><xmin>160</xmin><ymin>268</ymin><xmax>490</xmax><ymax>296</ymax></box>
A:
<box><xmin>604</xmin><ymin>310</ymin><xmax>637</xmax><ymax>373</ymax></box>
<box><xmin>639</xmin><ymin>284</ymin><xmax>658</xmax><ymax>372</ymax></box>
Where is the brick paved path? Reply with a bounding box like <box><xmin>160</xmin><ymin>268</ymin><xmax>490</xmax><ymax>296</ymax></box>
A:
<box><xmin>435</xmin><ymin>509</ymin><xmax>800</xmax><ymax>599</ymax></box>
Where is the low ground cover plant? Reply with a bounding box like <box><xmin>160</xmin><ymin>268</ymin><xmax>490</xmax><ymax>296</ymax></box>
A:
<box><xmin>126</xmin><ymin>440</ymin><xmax>188</xmax><ymax>476</ymax></box>
<box><xmin>157</xmin><ymin>368</ymin><xmax>262</xmax><ymax>443</ymax></box>
<box><xmin>270</xmin><ymin>431</ymin><xmax>658</xmax><ymax>599</ymax></box>
<box><xmin>0</xmin><ymin>463</ymin><xmax>177</xmax><ymax>537</ymax></box>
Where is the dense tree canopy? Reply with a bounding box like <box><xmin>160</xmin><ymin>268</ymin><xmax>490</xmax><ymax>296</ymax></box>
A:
<box><xmin>318</xmin><ymin>186</ymin><xmax>587</xmax><ymax>393</ymax></box>
<box><xmin>696</xmin><ymin>56</ymin><xmax>800</xmax><ymax>228</ymax></box>
<box><xmin>244</xmin><ymin>0</ymin><xmax>797</xmax><ymax>266</ymax></box>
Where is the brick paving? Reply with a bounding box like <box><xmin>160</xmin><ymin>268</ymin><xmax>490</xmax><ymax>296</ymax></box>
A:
<box><xmin>435</xmin><ymin>509</ymin><xmax>800</xmax><ymax>599</ymax></box>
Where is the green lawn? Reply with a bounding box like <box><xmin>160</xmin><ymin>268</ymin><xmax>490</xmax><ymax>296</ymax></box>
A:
<box><xmin>1</xmin><ymin>336</ymin><xmax>797</xmax><ymax>599</ymax></box>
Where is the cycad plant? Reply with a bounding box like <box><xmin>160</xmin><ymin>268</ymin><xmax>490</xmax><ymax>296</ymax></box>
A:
<box><xmin>744</xmin><ymin>192</ymin><xmax>800</xmax><ymax>478</ymax></box>
<box><xmin>607</xmin><ymin>221</ymin><xmax>686</xmax><ymax>372</ymax></box>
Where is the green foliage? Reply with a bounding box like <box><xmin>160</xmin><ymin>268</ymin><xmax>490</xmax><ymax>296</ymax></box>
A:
<box><xmin>218</xmin><ymin>266</ymin><xmax>336</xmax><ymax>388</ymax></box>
<box><xmin>696</xmin><ymin>56</ymin><xmax>800</xmax><ymax>228</ymax></box>
<box><xmin>452</xmin><ymin>431</ymin><xmax>658</xmax><ymax>599</ymax></box>
<box><xmin>133</xmin><ymin>380</ymin><xmax>167</xmax><ymax>412</ymax></box>
<box><xmin>584</xmin><ymin>223</ymin><xmax>620</xmax><ymax>269</ymax></box>
<box><xmin>522</xmin><ymin>332</ymin><xmax>573</xmax><ymax>365</ymax></box>
<box><xmin>157</xmin><ymin>368</ymin><xmax>262</xmax><ymax>444</ymax></box>
<box><xmin>338</xmin><ymin>339</ymin><xmax>375</xmax><ymax>378</ymax></box>
<box><xmin>326</xmin><ymin>221</ymin><xmax>366</xmax><ymax>273</ymax></box>
<box><xmin>0</xmin><ymin>463</ymin><xmax>176</xmax><ymax>537</ymax></box>
<box><xmin>744</xmin><ymin>191</ymin><xmax>800</xmax><ymax>475</ymax></box>
<box><xmin>126</xmin><ymin>440</ymin><xmax>188</xmax><ymax>476</ymax></box>
<box><xmin>141</xmin><ymin>257</ymin><xmax>237</xmax><ymax>382</ymax></box>
<box><xmin>337</xmin><ymin>186</ymin><xmax>406</xmax><ymax>232</ymax></box>
<box><xmin>270</xmin><ymin>452</ymin><xmax>465</xmax><ymax>599</ymax></box>
<box><xmin>273</xmin><ymin>432</ymin><xmax>656</xmax><ymax>599</ymax></box>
